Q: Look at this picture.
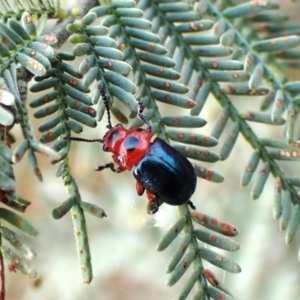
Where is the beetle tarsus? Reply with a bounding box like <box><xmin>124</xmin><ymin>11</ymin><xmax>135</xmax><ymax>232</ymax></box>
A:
<box><xmin>188</xmin><ymin>200</ymin><xmax>196</xmax><ymax>210</ymax></box>
<box><xmin>95</xmin><ymin>162</ymin><xmax>119</xmax><ymax>173</ymax></box>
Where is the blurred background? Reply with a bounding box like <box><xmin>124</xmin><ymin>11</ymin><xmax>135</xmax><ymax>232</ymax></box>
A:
<box><xmin>4</xmin><ymin>0</ymin><xmax>300</xmax><ymax>300</ymax></box>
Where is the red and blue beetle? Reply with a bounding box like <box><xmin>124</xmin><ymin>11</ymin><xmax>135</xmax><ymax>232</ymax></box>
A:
<box><xmin>68</xmin><ymin>85</ymin><xmax>197</xmax><ymax>214</ymax></box>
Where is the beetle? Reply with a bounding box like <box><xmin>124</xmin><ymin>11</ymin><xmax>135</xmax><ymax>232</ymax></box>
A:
<box><xmin>68</xmin><ymin>85</ymin><xmax>197</xmax><ymax>214</ymax></box>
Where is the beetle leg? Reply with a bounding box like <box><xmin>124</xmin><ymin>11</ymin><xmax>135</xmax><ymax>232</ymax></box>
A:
<box><xmin>187</xmin><ymin>200</ymin><xmax>196</xmax><ymax>210</ymax></box>
<box><xmin>137</xmin><ymin>99</ymin><xmax>151</xmax><ymax>132</ymax></box>
<box><xmin>146</xmin><ymin>190</ymin><xmax>157</xmax><ymax>203</ymax></box>
<box><xmin>95</xmin><ymin>162</ymin><xmax>123</xmax><ymax>173</ymax></box>
<box><xmin>147</xmin><ymin>201</ymin><xmax>159</xmax><ymax>215</ymax></box>
<box><xmin>136</xmin><ymin>181</ymin><xmax>145</xmax><ymax>196</ymax></box>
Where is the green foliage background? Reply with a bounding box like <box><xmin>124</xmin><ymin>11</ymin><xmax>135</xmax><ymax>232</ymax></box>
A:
<box><xmin>0</xmin><ymin>0</ymin><xmax>300</xmax><ymax>299</ymax></box>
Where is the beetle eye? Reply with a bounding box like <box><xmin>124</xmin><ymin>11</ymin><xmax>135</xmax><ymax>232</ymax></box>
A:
<box><xmin>103</xmin><ymin>145</ymin><xmax>108</xmax><ymax>151</ymax></box>
<box><xmin>124</xmin><ymin>136</ymin><xmax>139</xmax><ymax>152</ymax></box>
<box><xmin>108</xmin><ymin>131</ymin><xmax>120</xmax><ymax>142</ymax></box>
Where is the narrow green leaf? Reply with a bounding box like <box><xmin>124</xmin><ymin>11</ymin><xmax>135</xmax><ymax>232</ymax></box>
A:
<box><xmin>166</xmin><ymin>12</ymin><xmax>198</xmax><ymax>23</ymax></box>
<box><xmin>193</xmin><ymin>46</ymin><xmax>232</xmax><ymax>57</ymax></box>
<box><xmin>285</xmin><ymin>204</ymin><xmax>300</xmax><ymax>244</ymax></box>
<box><xmin>0</xmin><ymin>21</ymin><xmax>24</xmax><ymax>45</ymax></box>
<box><xmin>61</xmin><ymin>63</ymin><xmax>82</xmax><ymax>80</ymax></box>
<box><xmin>79</xmin><ymin>55</ymin><xmax>96</xmax><ymax>75</ymax></box>
<box><xmin>33</xmin><ymin>102</ymin><xmax>60</xmax><ymax>119</ymax></box>
<box><xmin>0</xmin><ymin>208</ymin><xmax>38</xmax><ymax>236</ymax></box>
<box><xmin>21</xmin><ymin>12</ymin><xmax>37</xmax><ymax>37</ymax></box>
<box><xmin>176</xmin><ymin>269</ymin><xmax>200</xmax><ymax>300</ymax></box>
<box><xmin>184</xmin><ymin>35</ymin><xmax>218</xmax><ymax>45</ymax></box>
<box><xmin>239</xmin><ymin>111</ymin><xmax>285</xmax><ymax>125</ymax></box>
<box><xmin>167</xmin><ymin>130</ymin><xmax>218</xmax><ymax>147</ymax></box>
<box><xmin>287</xmin><ymin>176</ymin><xmax>300</xmax><ymax>187</ymax></box>
<box><xmin>104</xmin><ymin>71</ymin><xmax>136</xmax><ymax>93</ymax></box>
<box><xmin>131</xmin><ymin>39</ymin><xmax>167</xmax><ymax>54</ymax></box>
<box><xmin>99</xmin><ymin>58</ymin><xmax>132</xmax><ymax>75</ymax></box>
<box><xmin>286</xmin><ymin>103</ymin><xmax>297</xmax><ymax>143</ymax></box>
<box><xmin>213</xmin><ymin>19</ymin><xmax>226</xmax><ymax>37</ymax></box>
<box><xmin>1</xmin><ymin>245</ymin><xmax>38</xmax><ymax>278</ymax></box>
<box><xmin>12</xmin><ymin>140</ymin><xmax>29</xmax><ymax>163</ymax></box>
<box><xmin>252</xmin><ymin>36</ymin><xmax>300</xmax><ymax>53</ymax></box>
<box><xmin>223</xmin><ymin>84</ymin><xmax>269</xmax><ymax>96</ymax></box>
<box><xmin>90</xmin><ymin>5</ymin><xmax>111</xmax><ymax>17</ymax></box>
<box><xmin>207</xmin><ymin>286</ymin><xmax>235</xmax><ymax>300</ymax></box>
<box><xmin>222</xmin><ymin>2</ymin><xmax>267</xmax><ymax>18</ymax></box>
<box><xmin>240</xmin><ymin>149</ymin><xmax>260</xmax><ymax>187</ymax></box>
<box><xmin>167</xmin><ymin>250</ymin><xmax>195</xmax><ymax>286</ymax></box>
<box><xmin>199</xmin><ymin>247</ymin><xmax>241</xmax><ymax>273</ymax></box>
<box><xmin>251</xmin><ymin>162</ymin><xmax>270</xmax><ymax>200</ymax></box>
<box><xmin>210</xmin><ymin>107</ymin><xmax>229</xmax><ymax>140</ymax></box>
<box><xmin>0</xmin><ymin>155</ymin><xmax>13</xmax><ymax>178</ymax></box>
<box><xmin>81</xmin><ymin>12</ymin><xmax>97</xmax><ymax>26</ymax></box>
<box><xmin>66</xmin><ymin>120</ymin><xmax>83</xmax><ymax>134</ymax></box>
<box><xmin>62</xmin><ymin>85</ymin><xmax>92</xmax><ymax>105</ymax></box>
<box><xmin>153</xmin><ymin>91</ymin><xmax>195</xmax><ymax>109</ymax></box>
<box><xmin>156</xmin><ymin>217</ymin><xmax>186</xmax><ymax>251</ymax></box>
<box><xmin>8</xmin><ymin>19</ymin><xmax>31</xmax><ymax>41</ymax></box>
<box><xmin>249</xmin><ymin>63</ymin><xmax>264</xmax><ymax>89</ymax></box>
<box><xmin>17</xmin><ymin>53</ymin><xmax>46</xmax><ymax>76</ymax></box>
<box><xmin>0</xmin><ymin>172</ymin><xmax>15</xmax><ymax>192</ymax></box>
<box><xmin>31</xmin><ymin>141</ymin><xmax>61</xmax><ymax>159</ymax></box>
<box><xmin>28</xmin><ymin>150</ymin><xmax>43</xmax><ymax>181</ymax></box>
<box><xmin>220</xmin><ymin>29</ymin><xmax>235</xmax><ymax>46</ymax></box>
<box><xmin>38</xmin><ymin>115</ymin><xmax>61</xmax><ymax>133</ymax></box>
<box><xmin>203</xmin><ymin>59</ymin><xmax>243</xmax><ymax>71</ymax></box>
<box><xmin>30</xmin><ymin>78</ymin><xmax>58</xmax><ymax>92</ymax></box>
<box><xmin>1</xmin><ymin>226</ymin><xmax>36</xmax><ymax>259</ymax></box>
<box><xmin>120</xmin><ymin>17</ymin><xmax>151</xmax><ymax>29</ymax></box>
<box><xmin>142</xmin><ymin>64</ymin><xmax>180</xmax><ymax>80</ymax></box>
<box><xmin>65</xmin><ymin>108</ymin><xmax>97</xmax><ymax>127</ymax></box>
<box><xmin>191</xmin><ymin>211</ymin><xmax>238</xmax><ymax>237</ymax></box>
<box><xmin>137</xmin><ymin>51</ymin><xmax>175</xmax><ymax>67</ymax></box>
<box><xmin>176</xmin><ymin>20</ymin><xmax>214</xmax><ymax>33</ymax></box>
<box><xmin>190</xmin><ymin>82</ymin><xmax>210</xmax><ymax>116</ymax></box>
<box><xmin>30</xmin><ymin>90</ymin><xmax>59</xmax><ymax>108</ymax></box>
<box><xmin>89</xmin><ymin>36</ymin><xmax>117</xmax><ymax>47</ymax></box>
<box><xmin>279</xmin><ymin>190</ymin><xmax>291</xmax><ymax>231</ymax></box>
<box><xmin>211</xmin><ymin>71</ymin><xmax>250</xmax><ymax>82</ymax></box>
<box><xmin>173</xmin><ymin>144</ymin><xmax>220</xmax><ymax>162</ymax></box>
<box><xmin>94</xmin><ymin>46</ymin><xmax>124</xmax><ymax>60</ymax></box>
<box><xmin>243</xmin><ymin>52</ymin><xmax>255</xmax><ymax>73</ymax></box>
<box><xmin>109</xmin><ymin>85</ymin><xmax>137</xmax><ymax>112</ymax></box>
<box><xmin>85</xmin><ymin>26</ymin><xmax>108</xmax><ymax>36</ymax></box>
<box><xmin>268</xmin><ymin>149</ymin><xmax>300</xmax><ymax>161</ymax></box>
<box><xmin>194</xmin><ymin>229</ymin><xmax>239</xmax><ymax>251</ymax></box>
<box><xmin>40</xmin><ymin>125</ymin><xmax>64</xmax><ymax>143</ymax></box>
<box><xmin>22</xmin><ymin>47</ymin><xmax>51</xmax><ymax>71</ymax></box>
<box><xmin>166</xmin><ymin>233</ymin><xmax>191</xmax><ymax>273</ymax></box>
<box><xmin>193</xmin><ymin>164</ymin><xmax>224</xmax><ymax>183</ymax></box>
<box><xmin>162</xmin><ymin>115</ymin><xmax>207</xmax><ymax>128</ymax></box>
<box><xmin>53</xmin><ymin>196</ymin><xmax>76</xmax><ymax>219</ymax></box>
<box><xmin>110</xmin><ymin>106</ymin><xmax>128</xmax><ymax>124</ymax></box>
<box><xmin>73</xmin><ymin>43</ymin><xmax>91</xmax><ymax>56</ymax></box>
<box><xmin>219</xmin><ymin>122</ymin><xmax>239</xmax><ymax>160</ymax></box>
<box><xmin>80</xmin><ymin>201</ymin><xmax>107</xmax><ymax>218</ymax></box>
<box><xmin>57</xmin><ymin>51</ymin><xmax>75</xmax><ymax>61</ymax></box>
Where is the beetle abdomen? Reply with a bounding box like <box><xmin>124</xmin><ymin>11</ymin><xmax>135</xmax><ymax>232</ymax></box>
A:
<box><xmin>133</xmin><ymin>138</ymin><xmax>196</xmax><ymax>205</ymax></box>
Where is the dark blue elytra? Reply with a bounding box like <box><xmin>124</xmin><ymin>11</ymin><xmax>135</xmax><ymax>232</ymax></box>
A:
<box><xmin>133</xmin><ymin>138</ymin><xmax>197</xmax><ymax>206</ymax></box>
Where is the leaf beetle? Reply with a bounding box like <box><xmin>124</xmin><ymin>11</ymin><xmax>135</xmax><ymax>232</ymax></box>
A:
<box><xmin>68</xmin><ymin>85</ymin><xmax>197</xmax><ymax>214</ymax></box>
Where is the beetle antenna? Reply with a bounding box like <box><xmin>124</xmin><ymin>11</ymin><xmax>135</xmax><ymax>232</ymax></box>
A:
<box><xmin>97</xmin><ymin>84</ymin><xmax>112</xmax><ymax>129</ymax></box>
<box><xmin>64</xmin><ymin>137</ymin><xmax>103</xmax><ymax>143</ymax></box>
<box><xmin>137</xmin><ymin>99</ymin><xmax>151</xmax><ymax>131</ymax></box>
